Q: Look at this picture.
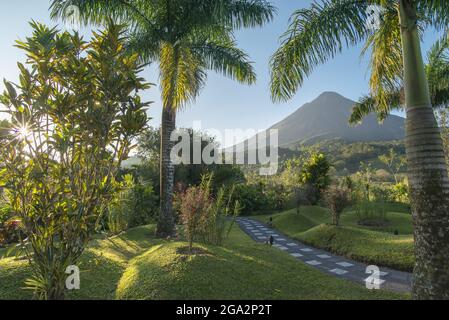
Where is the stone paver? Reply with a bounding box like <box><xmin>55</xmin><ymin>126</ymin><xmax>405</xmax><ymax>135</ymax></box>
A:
<box><xmin>237</xmin><ymin>217</ymin><xmax>412</xmax><ymax>293</ymax></box>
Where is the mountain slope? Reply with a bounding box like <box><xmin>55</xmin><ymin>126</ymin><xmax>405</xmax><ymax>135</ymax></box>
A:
<box><xmin>274</xmin><ymin>92</ymin><xmax>404</xmax><ymax>146</ymax></box>
<box><xmin>243</xmin><ymin>92</ymin><xmax>405</xmax><ymax>149</ymax></box>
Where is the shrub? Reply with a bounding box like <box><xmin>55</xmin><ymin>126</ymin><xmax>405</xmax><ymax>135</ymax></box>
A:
<box><xmin>323</xmin><ymin>186</ymin><xmax>351</xmax><ymax>226</ymax></box>
<box><xmin>355</xmin><ymin>200</ymin><xmax>388</xmax><ymax>226</ymax></box>
<box><xmin>107</xmin><ymin>175</ymin><xmax>158</xmax><ymax>234</ymax></box>
<box><xmin>0</xmin><ymin>204</ymin><xmax>13</xmax><ymax>226</ymax></box>
<box><xmin>176</xmin><ymin>175</ymin><xmax>241</xmax><ymax>251</ymax></box>
<box><xmin>107</xmin><ymin>177</ymin><xmax>134</xmax><ymax>235</ymax></box>
<box><xmin>265</xmin><ymin>183</ymin><xmax>290</xmax><ymax>212</ymax></box>
<box><xmin>233</xmin><ymin>183</ymin><xmax>270</xmax><ymax>214</ymax></box>
<box><xmin>199</xmin><ymin>186</ymin><xmax>241</xmax><ymax>246</ymax></box>
<box><xmin>128</xmin><ymin>182</ymin><xmax>158</xmax><ymax>228</ymax></box>
<box><xmin>389</xmin><ymin>181</ymin><xmax>409</xmax><ymax>204</ymax></box>
<box><xmin>178</xmin><ymin>185</ymin><xmax>213</xmax><ymax>252</ymax></box>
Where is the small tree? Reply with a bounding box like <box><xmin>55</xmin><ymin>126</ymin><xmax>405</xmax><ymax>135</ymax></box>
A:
<box><xmin>324</xmin><ymin>186</ymin><xmax>351</xmax><ymax>226</ymax></box>
<box><xmin>0</xmin><ymin>22</ymin><xmax>149</xmax><ymax>299</ymax></box>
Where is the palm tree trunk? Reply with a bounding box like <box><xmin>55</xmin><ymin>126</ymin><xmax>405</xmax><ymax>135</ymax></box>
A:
<box><xmin>156</xmin><ymin>105</ymin><xmax>176</xmax><ymax>237</ymax></box>
<box><xmin>399</xmin><ymin>0</ymin><xmax>449</xmax><ymax>299</ymax></box>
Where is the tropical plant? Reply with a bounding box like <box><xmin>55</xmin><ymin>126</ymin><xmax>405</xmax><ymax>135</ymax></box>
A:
<box><xmin>349</xmin><ymin>32</ymin><xmax>449</xmax><ymax>124</ymax></box>
<box><xmin>233</xmin><ymin>183</ymin><xmax>271</xmax><ymax>214</ymax></box>
<box><xmin>324</xmin><ymin>185</ymin><xmax>351</xmax><ymax>226</ymax></box>
<box><xmin>355</xmin><ymin>199</ymin><xmax>388</xmax><ymax>226</ymax></box>
<box><xmin>199</xmin><ymin>180</ymin><xmax>241</xmax><ymax>246</ymax></box>
<box><xmin>50</xmin><ymin>0</ymin><xmax>275</xmax><ymax>238</ymax></box>
<box><xmin>389</xmin><ymin>180</ymin><xmax>410</xmax><ymax>203</ymax></box>
<box><xmin>379</xmin><ymin>148</ymin><xmax>406</xmax><ymax>183</ymax></box>
<box><xmin>0</xmin><ymin>22</ymin><xmax>149</xmax><ymax>299</ymax></box>
<box><xmin>107</xmin><ymin>175</ymin><xmax>135</xmax><ymax>234</ymax></box>
<box><xmin>177</xmin><ymin>182</ymin><xmax>213</xmax><ymax>252</ymax></box>
<box><xmin>270</xmin><ymin>0</ymin><xmax>449</xmax><ymax>298</ymax></box>
<box><xmin>300</xmin><ymin>153</ymin><xmax>331</xmax><ymax>203</ymax></box>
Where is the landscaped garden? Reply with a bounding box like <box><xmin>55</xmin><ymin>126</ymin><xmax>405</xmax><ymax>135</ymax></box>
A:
<box><xmin>0</xmin><ymin>223</ymin><xmax>407</xmax><ymax>300</ymax></box>
<box><xmin>1</xmin><ymin>0</ymin><xmax>449</xmax><ymax>302</ymax></box>
<box><xmin>254</xmin><ymin>204</ymin><xmax>414</xmax><ymax>272</ymax></box>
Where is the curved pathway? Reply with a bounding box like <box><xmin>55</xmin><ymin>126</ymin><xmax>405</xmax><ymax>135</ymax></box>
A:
<box><xmin>237</xmin><ymin>217</ymin><xmax>412</xmax><ymax>294</ymax></box>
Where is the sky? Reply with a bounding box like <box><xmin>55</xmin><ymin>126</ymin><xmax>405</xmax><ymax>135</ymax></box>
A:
<box><xmin>0</xmin><ymin>0</ymin><xmax>442</xmax><ymax>147</ymax></box>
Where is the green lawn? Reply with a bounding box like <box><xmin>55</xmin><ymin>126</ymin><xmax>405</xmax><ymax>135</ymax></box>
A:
<box><xmin>253</xmin><ymin>206</ymin><xmax>414</xmax><ymax>272</ymax></box>
<box><xmin>0</xmin><ymin>223</ymin><xmax>407</xmax><ymax>300</ymax></box>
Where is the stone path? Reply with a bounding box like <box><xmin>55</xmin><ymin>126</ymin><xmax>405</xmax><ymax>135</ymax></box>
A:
<box><xmin>237</xmin><ymin>217</ymin><xmax>412</xmax><ymax>293</ymax></box>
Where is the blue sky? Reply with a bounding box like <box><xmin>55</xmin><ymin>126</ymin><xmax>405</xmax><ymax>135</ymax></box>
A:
<box><xmin>0</xmin><ymin>0</ymin><xmax>442</xmax><ymax>146</ymax></box>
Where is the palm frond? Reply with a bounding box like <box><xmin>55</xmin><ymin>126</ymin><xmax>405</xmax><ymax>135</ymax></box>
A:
<box><xmin>127</xmin><ymin>26</ymin><xmax>164</xmax><ymax>63</ymax></box>
<box><xmin>270</xmin><ymin>0</ymin><xmax>369</xmax><ymax>102</ymax></box>
<box><xmin>160</xmin><ymin>44</ymin><xmax>206</xmax><ymax>110</ymax></box>
<box><xmin>215</xmin><ymin>0</ymin><xmax>276</xmax><ymax>29</ymax></box>
<box><xmin>50</xmin><ymin>0</ymin><xmax>155</xmax><ymax>27</ymax></box>
<box><xmin>418</xmin><ymin>0</ymin><xmax>449</xmax><ymax>30</ymax></box>
<box><xmin>426</xmin><ymin>32</ymin><xmax>449</xmax><ymax>108</ymax></box>
<box><xmin>349</xmin><ymin>90</ymin><xmax>403</xmax><ymax>126</ymax></box>
<box><xmin>362</xmin><ymin>4</ymin><xmax>403</xmax><ymax>115</ymax></box>
<box><xmin>188</xmin><ymin>29</ymin><xmax>256</xmax><ymax>85</ymax></box>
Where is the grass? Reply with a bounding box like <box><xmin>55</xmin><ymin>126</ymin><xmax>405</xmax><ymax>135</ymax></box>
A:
<box><xmin>253</xmin><ymin>205</ymin><xmax>414</xmax><ymax>272</ymax></box>
<box><xmin>0</xmin><ymin>223</ymin><xmax>407</xmax><ymax>300</ymax></box>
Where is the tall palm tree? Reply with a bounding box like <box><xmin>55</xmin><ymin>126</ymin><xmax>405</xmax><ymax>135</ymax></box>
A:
<box><xmin>349</xmin><ymin>32</ymin><xmax>449</xmax><ymax>124</ymax></box>
<box><xmin>50</xmin><ymin>0</ymin><xmax>275</xmax><ymax>237</ymax></box>
<box><xmin>270</xmin><ymin>0</ymin><xmax>449</xmax><ymax>299</ymax></box>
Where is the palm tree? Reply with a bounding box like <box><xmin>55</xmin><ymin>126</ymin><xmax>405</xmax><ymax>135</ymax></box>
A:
<box><xmin>50</xmin><ymin>0</ymin><xmax>275</xmax><ymax>237</ymax></box>
<box><xmin>349</xmin><ymin>33</ymin><xmax>449</xmax><ymax>124</ymax></box>
<box><xmin>270</xmin><ymin>0</ymin><xmax>449</xmax><ymax>299</ymax></box>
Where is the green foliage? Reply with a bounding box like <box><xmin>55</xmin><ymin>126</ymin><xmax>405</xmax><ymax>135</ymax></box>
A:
<box><xmin>299</xmin><ymin>224</ymin><xmax>414</xmax><ymax>272</ymax></box>
<box><xmin>323</xmin><ymin>186</ymin><xmax>351</xmax><ymax>226</ymax></box>
<box><xmin>351</xmin><ymin>32</ymin><xmax>449</xmax><ymax>124</ymax></box>
<box><xmin>233</xmin><ymin>183</ymin><xmax>270</xmax><ymax>214</ymax></box>
<box><xmin>378</xmin><ymin>148</ymin><xmax>407</xmax><ymax>184</ymax></box>
<box><xmin>107</xmin><ymin>175</ymin><xmax>134</xmax><ymax>235</ymax></box>
<box><xmin>107</xmin><ymin>174</ymin><xmax>158</xmax><ymax>235</ymax></box>
<box><xmin>284</xmin><ymin>139</ymin><xmax>406</xmax><ymax>178</ymax></box>
<box><xmin>135</xmin><ymin>127</ymin><xmax>245</xmax><ymax>194</ymax></box>
<box><xmin>270</xmin><ymin>0</ymin><xmax>368</xmax><ymax>102</ymax></box>
<box><xmin>129</xmin><ymin>182</ymin><xmax>158</xmax><ymax>228</ymax></box>
<box><xmin>0</xmin><ymin>204</ymin><xmax>13</xmax><ymax>226</ymax></box>
<box><xmin>199</xmin><ymin>185</ymin><xmax>241</xmax><ymax>247</ymax></box>
<box><xmin>300</xmin><ymin>153</ymin><xmax>331</xmax><ymax>203</ymax></box>
<box><xmin>0</xmin><ymin>22</ymin><xmax>150</xmax><ymax>300</ymax></box>
<box><xmin>355</xmin><ymin>200</ymin><xmax>388</xmax><ymax>227</ymax></box>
